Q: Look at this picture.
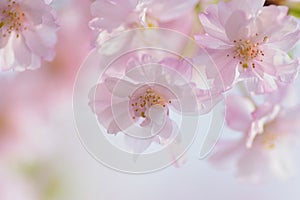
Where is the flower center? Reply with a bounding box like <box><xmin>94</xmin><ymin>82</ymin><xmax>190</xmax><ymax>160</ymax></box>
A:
<box><xmin>129</xmin><ymin>87</ymin><xmax>171</xmax><ymax>119</ymax></box>
<box><xmin>0</xmin><ymin>0</ymin><xmax>27</xmax><ymax>38</ymax></box>
<box><xmin>228</xmin><ymin>34</ymin><xmax>268</xmax><ymax>69</ymax></box>
<box><xmin>261</xmin><ymin>133</ymin><xmax>277</xmax><ymax>150</ymax></box>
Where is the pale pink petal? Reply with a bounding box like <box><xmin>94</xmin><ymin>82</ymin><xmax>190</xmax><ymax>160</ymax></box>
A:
<box><xmin>213</xmin><ymin>59</ymin><xmax>238</xmax><ymax>91</ymax></box>
<box><xmin>203</xmin><ymin>48</ymin><xmax>232</xmax><ymax>79</ymax></box>
<box><xmin>245</xmin><ymin>75</ymin><xmax>278</xmax><ymax>94</ymax></box>
<box><xmin>0</xmin><ymin>37</ymin><xmax>15</xmax><ymax>71</ymax></box>
<box><xmin>104</xmin><ymin>77</ymin><xmax>137</xmax><ymax>98</ymax></box>
<box><xmin>172</xmin><ymin>84</ymin><xmax>201</xmax><ymax>113</ymax></box>
<box><xmin>23</xmin><ymin>24</ymin><xmax>57</xmax><ymax>61</ymax></box>
<box><xmin>28</xmin><ymin>53</ymin><xmax>41</xmax><ymax>70</ymax></box>
<box><xmin>21</xmin><ymin>0</ymin><xmax>55</xmax><ymax>25</ymax></box>
<box><xmin>125</xmin><ymin>55</ymin><xmax>157</xmax><ymax>83</ymax></box>
<box><xmin>94</xmin><ymin>101</ymin><xmax>129</xmax><ymax>134</ymax></box>
<box><xmin>111</xmin><ymin>101</ymin><xmax>133</xmax><ymax>130</ymax></box>
<box><xmin>217</xmin><ymin>0</ymin><xmax>234</xmax><ymax>26</ymax></box>
<box><xmin>0</xmin><ymin>34</ymin><xmax>9</xmax><ymax>48</ymax></box>
<box><xmin>96</xmin><ymin>106</ymin><xmax>114</xmax><ymax>129</ymax></box>
<box><xmin>268</xmin><ymin>30</ymin><xmax>300</xmax><ymax>52</ymax></box>
<box><xmin>149</xmin><ymin>105</ymin><xmax>166</xmax><ymax>126</ymax></box>
<box><xmin>90</xmin><ymin>0</ymin><xmax>137</xmax><ymax>32</ymax></box>
<box><xmin>256</xmin><ymin>6</ymin><xmax>298</xmax><ymax>43</ymax></box>
<box><xmin>226</xmin><ymin>0</ymin><xmax>265</xmax><ymax>16</ymax></box>
<box><xmin>225</xmin><ymin>10</ymin><xmax>249</xmax><ymax>41</ymax></box>
<box><xmin>89</xmin><ymin>83</ymin><xmax>127</xmax><ymax>132</ymax></box>
<box><xmin>199</xmin><ymin>11</ymin><xmax>228</xmax><ymax>42</ymax></box>
<box><xmin>107</xmin><ymin>120</ymin><xmax>122</xmax><ymax>134</ymax></box>
<box><xmin>13</xmin><ymin>36</ymin><xmax>32</xmax><ymax>69</ymax></box>
<box><xmin>259</xmin><ymin>47</ymin><xmax>299</xmax><ymax>82</ymax></box>
<box><xmin>225</xmin><ymin>94</ymin><xmax>255</xmax><ymax>132</ymax></box>
<box><xmin>195</xmin><ymin>34</ymin><xmax>230</xmax><ymax>49</ymax></box>
<box><xmin>195</xmin><ymin>89</ymin><xmax>223</xmax><ymax>114</ymax></box>
<box><xmin>89</xmin><ymin>84</ymin><xmax>112</xmax><ymax>114</ymax></box>
<box><xmin>159</xmin><ymin>57</ymin><xmax>192</xmax><ymax>80</ymax></box>
<box><xmin>157</xmin><ymin>118</ymin><xmax>174</xmax><ymax>143</ymax></box>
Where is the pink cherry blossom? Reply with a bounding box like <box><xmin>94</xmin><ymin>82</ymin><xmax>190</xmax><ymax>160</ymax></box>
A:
<box><xmin>0</xmin><ymin>0</ymin><xmax>58</xmax><ymax>71</ymax></box>
<box><xmin>211</xmin><ymin>88</ymin><xmax>300</xmax><ymax>182</ymax></box>
<box><xmin>89</xmin><ymin>55</ymin><xmax>212</xmax><ymax>154</ymax></box>
<box><xmin>196</xmin><ymin>0</ymin><xmax>300</xmax><ymax>93</ymax></box>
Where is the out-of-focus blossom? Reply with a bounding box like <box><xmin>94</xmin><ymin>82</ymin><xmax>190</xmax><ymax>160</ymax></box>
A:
<box><xmin>89</xmin><ymin>0</ymin><xmax>198</xmax><ymax>37</ymax></box>
<box><xmin>0</xmin><ymin>0</ymin><xmax>93</xmax><ymax>161</ymax></box>
<box><xmin>0</xmin><ymin>0</ymin><xmax>58</xmax><ymax>71</ymax></box>
<box><xmin>196</xmin><ymin>0</ymin><xmax>300</xmax><ymax>93</ymax></box>
<box><xmin>45</xmin><ymin>0</ymin><xmax>92</xmax><ymax>88</ymax></box>
<box><xmin>211</xmin><ymin>87</ymin><xmax>300</xmax><ymax>182</ymax></box>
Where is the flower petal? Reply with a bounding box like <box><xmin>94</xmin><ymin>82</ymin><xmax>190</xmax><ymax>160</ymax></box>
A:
<box><xmin>225</xmin><ymin>94</ymin><xmax>255</xmax><ymax>132</ymax></box>
<box><xmin>13</xmin><ymin>36</ymin><xmax>32</xmax><ymax>69</ymax></box>
<box><xmin>23</xmin><ymin>25</ymin><xmax>57</xmax><ymax>61</ymax></box>
<box><xmin>104</xmin><ymin>77</ymin><xmax>137</xmax><ymax>98</ymax></box>
<box><xmin>224</xmin><ymin>10</ymin><xmax>249</xmax><ymax>41</ymax></box>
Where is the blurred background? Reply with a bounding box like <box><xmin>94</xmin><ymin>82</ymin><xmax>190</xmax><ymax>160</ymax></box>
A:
<box><xmin>1</xmin><ymin>0</ymin><xmax>300</xmax><ymax>199</ymax></box>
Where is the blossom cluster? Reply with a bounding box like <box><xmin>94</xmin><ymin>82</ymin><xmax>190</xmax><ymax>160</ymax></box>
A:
<box><xmin>88</xmin><ymin>0</ymin><xmax>300</xmax><ymax>180</ymax></box>
<box><xmin>1</xmin><ymin>0</ymin><xmax>300</xmax><ymax>186</ymax></box>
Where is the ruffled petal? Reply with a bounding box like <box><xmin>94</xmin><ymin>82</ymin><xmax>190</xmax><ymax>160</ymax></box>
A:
<box><xmin>23</xmin><ymin>25</ymin><xmax>57</xmax><ymax>61</ymax></box>
<box><xmin>225</xmin><ymin>10</ymin><xmax>250</xmax><ymax>41</ymax></box>
<box><xmin>149</xmin><ymin>105</ymin><xmax>166</xmax><ymax>128</ymax></box>
<box><xmin>159</xmin><ymin>57</ymin><xmax>192</xmax><ymax>81</ymax></box>
<box><xmin>255</xmin><ymin>6</ymin><xmax>298</xmax><ymax>43</ymax></box>
<box><xmin>213</xmin><ymin>58</ymin><xmax>238</xmax><ymax>91</ymax></box>
<box><xmin>89</xmin><ymin>84</ymin><xmax>112</xmax><ymax>114</ymax></box>
<box><xmin>226</xmin><ymin>0</ymin><xmax>265</xmax><ymax>16</ymax></box>
<box><xmin>195</xmin><ymin>34</ymin><xmax>230</xmax><ymax>49</ymax></box>
<box><xmin>21</xmin><ymin>0</ymin><xmax>56</xmax><ymax>26</ymax></box>
<box><xmin>104</xmin><ymin>77</ymin><xmax>137</xmax><ymax>98</ymax></box>
<box><xmin>13</xmin><ymin>36</ymin><xmax>31</xmax><ymax>69</ymax></box>
<box><xmin>225</xmin><ymin>94</ymin><xmax>255</xmax><ymax>132</ymax></box>
<box><xmin>200</xmin><ymin>3</ymin><xmax>230</xmax><ymax>42</ymax></box>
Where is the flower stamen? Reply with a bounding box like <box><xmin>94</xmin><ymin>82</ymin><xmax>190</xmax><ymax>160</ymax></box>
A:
<box><xmin>230</xmin><ymin>33</ymin><xmax>268</xmax><ymax>69</ymax></box>
<box><xmin>0</xmin><ymin>0</ymin><xmax>27</xmax><ymax>38</ymax></box>
<box><xmin>129</xmin><ymin>87</ymin><xmax>171</xmax><ymax>119</ymax></box>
